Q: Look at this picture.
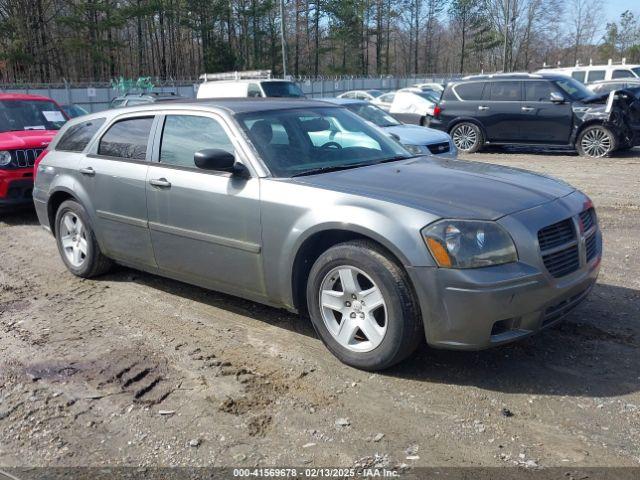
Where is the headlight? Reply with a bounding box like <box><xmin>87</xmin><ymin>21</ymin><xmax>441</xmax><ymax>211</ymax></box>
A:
<box><xmin>0</xmin><ymin>151</ymin><xmax>11</xmax><ymax>167</ymax></box>
<box><xmin>403</xmin><ymin>144</ymin><xmax>430</xmax><ymax>155</ymax></box>
<box><xmin>422</xmin><ymin>220</ymin><xmax>517</xmax><ymax>268</ymax></box>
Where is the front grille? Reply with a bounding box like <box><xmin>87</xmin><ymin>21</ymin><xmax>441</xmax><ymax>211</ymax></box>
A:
<box><xmin>427</xmin><ymin>141</ymin><xmax>450</xmax><ymax>154</ymax></box>
<box><xmin>9</xmin><ymin>149</ymin><xmax>44</xmax><ymax>168</ymax></box>
<box><xmin>538</xmin><ymin>218</ymin><xmax>575</xmax><ymax>250</ymax></box>
<box><xmin>579</xmin><ymin>208</ymin><xmax>595</xmax><ymax>232</ymax></box>
<box><xmin>541</xmin><ymin>244</ymin><xmax>581</xmax><ymax>278</ymax></box>
<box><xmin>585</xmin><ymin>233</ymin><xmax>598</xmax><ymax>261</ymax></box>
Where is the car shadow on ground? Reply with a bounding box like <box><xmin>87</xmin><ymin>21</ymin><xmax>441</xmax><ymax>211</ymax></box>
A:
<box><xmin>473</xmin><ymin>145</ymin><xmax>640</xmax><ymax>157</ymax></box>
<box><xmin>103</xmin><ymin>264</ymin><xmax>639</xmax><ymax>398</ymax></box>
<box><xmin>0</xmin><ymin>208</ymin><xmax>39</xmax><ymax>226</ymax></box>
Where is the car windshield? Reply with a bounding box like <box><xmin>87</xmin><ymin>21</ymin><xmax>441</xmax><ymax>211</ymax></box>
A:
<box><xmin>261</xmin><ymin>81</ymin><xmax>305</xmax><ymax>98</ymax></box>
<box><xmin>0</xmin><ymin>100</ymin><xmax>67</xmax><ymax>133</ymax></box>
<box><xmin>237</xmin><ymin>106</ymin><xmax>411</xmax><ymax>177</ymax></box>
<box><xmin>554</xmin><ymin>78</ymin><xmax>594</xmax><ymax>100</ymax></box>
<box><xmin>366</xmin><ymin>90</ymin><xmax>383</xmax><ymax>98</ymax></box>
<box><xmin>345</xmin><ymin>103</ymin><xmax>401</xmax><ymax>127</ymax></box>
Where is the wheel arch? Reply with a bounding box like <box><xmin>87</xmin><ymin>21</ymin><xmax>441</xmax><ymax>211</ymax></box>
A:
<box><xmin>289</xmin><ymin>226</ymin><xmax>413</xmax><ymax>314</ymax></box>
<box><xmin>47</xmin><ymin>188</ymin><xmax>79</xmax><ymax>235</ymax></box>
<box><xmin>447</xmin><ymin>117</ymin><xmax>487</xmax><ymax>143</ymax></box>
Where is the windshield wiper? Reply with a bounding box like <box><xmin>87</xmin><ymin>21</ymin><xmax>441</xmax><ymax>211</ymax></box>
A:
<box><xmin>291</xmin><ymin>162</ymin><xmax>376</xmax><ymax>177</ymax></box>
<box><xmin>376</xmin><ymin>155</ymin><xmax>416</xmax><ymax>164</ymax></box>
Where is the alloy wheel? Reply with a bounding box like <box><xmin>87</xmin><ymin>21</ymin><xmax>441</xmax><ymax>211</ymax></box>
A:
<box><xmin>452</xmin><ymin>124</ymin><xmax>477</xmax><ymax>151</ymax></box>
<box><xmin>581</xmin><ymin>128</ymin><xmax>612</xmax><ymax>157</ymax></box>
<box><xmin>59</xmin><ymin>212</ymin><xmax>88</xmax><ymax>268</ymax></box>
<box><xmin>319</xmin><ymin>266</ymin><xmax>387</xmax><ymax>352</ymax></box>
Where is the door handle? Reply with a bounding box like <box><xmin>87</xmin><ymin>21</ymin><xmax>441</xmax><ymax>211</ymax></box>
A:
<box><xmin>478</xmin><ymin>105</ymin><xmax>489</xmax><ymax>111</ymax></box>
<box><xmin>149</xmin><ymin>178</ymin><xmax>171</xmax><ymax>188</ymax></box>
<box><xmin>79</xmin><ymin>167</ymin><xmax>95</xmax><ymax>176</ymax></box>
<box><xmin>521</xmin><ymin>106</ymin><xmax>535</xmax><ymax>112</ymax></box>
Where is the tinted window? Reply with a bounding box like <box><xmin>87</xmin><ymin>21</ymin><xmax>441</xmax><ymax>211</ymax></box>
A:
<box><xmin>524</xmin><ymin>81</ymin><xmax>553</xmax><ymax>102</ymax></box>
<box><xmin>571</xmin><ymin>71</ymin><xmax>586</xmax><ymax>83</ymax></box>
<box><xmin>555</xmin><ymin>78</ymin><xmax>593</xmax><ymax>100</ymax></box>
<box><xmin>56</xmin><ymin>118</ymin><xmax>105</xmax><ymax>152</ymax></box>
<box><xmin>587</xmin><ymin>70</ymin><xmax>605</xmax><ymax>82</ymax></box>
<box><xmin>261</xmin><ymin>81</ymin><xmax>304</xmax><ymax>98</ymax></box>
<box><xmin>455</xmin><ymin>82</ymin><xmax>485</xmax><ymax>100</ymax></box>
<box><xmin>612</xmin><ymin>69</ymin><xmax>634</xmax><ymax>79</ymax></box>
<box><xmin>160</xmin><ymin>115</ymin><xmax>234</xmax><ymax>168</ymax></box>
<box><xmin>489</xmin><ymin>81</ymin><xmax>522</xmax><ymax>101</ymax></box>
<box><xmin>98</xmin><ymin>117</ymin><xmax>154</xmax><ymax>160</ymax></box>
<box><xmin>345</xmin><ymin>103</ymin><xmax>400</xmax><ymax>127</ymax></box>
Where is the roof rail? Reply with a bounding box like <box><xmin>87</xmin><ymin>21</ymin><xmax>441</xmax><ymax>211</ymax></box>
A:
<box><xmin>199</xmin><ymin>70</ymin><xmax>272</xmax><ymax>82</ymax></box>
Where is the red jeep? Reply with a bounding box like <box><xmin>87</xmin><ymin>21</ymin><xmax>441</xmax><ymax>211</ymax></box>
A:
<box><xmin>0</xmin><ymin>93</ymin><xmax>67</xmax><ymax>209</ymax></box>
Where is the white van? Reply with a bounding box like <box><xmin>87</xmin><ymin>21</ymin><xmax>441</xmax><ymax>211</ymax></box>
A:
<box><xmin>537</xmin><ymin>60</ymin><xmax>640</xmax><ymax>84</ymax></box>
<box><xmin>197</xmin><ymin>70</ymin><xmax>305</xmax><ymax>99</ymax></box>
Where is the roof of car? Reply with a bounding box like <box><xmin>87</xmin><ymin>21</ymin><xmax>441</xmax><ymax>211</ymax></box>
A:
<box><xmin>589</xmin><ymin>79</ymin><xmax>640</xmax><ymax>85</ymax></box>
<box><xmin>0</xmin><ymin>93</ymin><xmax>58</xmax><ymax>102</ymax></box>
<box><xmin>459</xmin><ymin>73</ymin><xmax>570</xmax><ymax>81</ymax></box>
<box><xmin>168</xmin><ymin>97</ymin><xmax>337</xmax><ymax>113</ymax></box>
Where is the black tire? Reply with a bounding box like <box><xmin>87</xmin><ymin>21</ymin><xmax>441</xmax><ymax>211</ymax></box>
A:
<box><xmin>306</xmin><ymin>240</ymin><xmax>423</xmax><ymax>370</ymax></box>
<box><xmin>54</xmin><ymin>199</ymin><xmax>113</xmax><ymax>278</ymax></box>
<box><xmin>450</xmin><ymin>122</ymin><xmax>483</xmax><ymax>153</ymax></box>
<box><xmin>576</xmin><ymin>125</ymin><xmax>618</xmax><ymax>157</ymax></box>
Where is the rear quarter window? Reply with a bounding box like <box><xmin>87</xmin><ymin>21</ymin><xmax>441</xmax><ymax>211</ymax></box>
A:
<box><xmin>56</xmin><ymin>118</ymin><xmax>106</xmax><ymax>152</ymax></box>
<box><xmin>98</xmin><ymin>117</ymin><xmax>154</xmax><ymax>160</ymax></box>
<box><xmin>587</xmin><ymin>70</ymin><xmax>605</xmax><ymax>82</ymax></box>
<box><xmin>454</xmin><ymin>82</ymin><xmax>485</xmax><ymax>100</ymax></box>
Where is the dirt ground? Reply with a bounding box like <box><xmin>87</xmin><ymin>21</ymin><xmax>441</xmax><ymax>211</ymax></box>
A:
<box><xmin>0</xmin><ymin>147</ymin><xmax>639</xmax><ymax>470</ymax></box>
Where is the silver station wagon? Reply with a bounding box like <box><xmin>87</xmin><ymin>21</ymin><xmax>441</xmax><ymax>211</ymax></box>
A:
<box><xmin>33</xmin><ymin>99</ymin><xmax>602</xmax><ymax>370</ymax></box>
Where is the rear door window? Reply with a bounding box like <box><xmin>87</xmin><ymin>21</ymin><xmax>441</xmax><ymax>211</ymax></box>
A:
<box><xmin>612</xmin><ymin>69</ymin><xmax>635</xmax><ymax>79</ymax></box>
<box><xmin>56</xmin><ymin>118</ymin><xmax>105</xmax><ymax>152</ymax></box>
<box><xmin>454</xmin><ymin>82</ymin><xmax>485</xmax><ymax>100</ymax></box>
<box><xmin>571</xmin><ymin>71</ymin><xmax>586</xmax><ymax>83</ymax></box>
<box><xmin>488</xmin><ymin>81</ymin><xmax>522</xmax><ymax>101</ymax></box>
<box><xmin>98</xmin><ymin>116</ymin><xmax>154</xmax><ymax>160</ymax></box>
<box><xmin>587</xmin><ymin>70</ymin><xmax>605</xmax><ymax>82</ymax></box>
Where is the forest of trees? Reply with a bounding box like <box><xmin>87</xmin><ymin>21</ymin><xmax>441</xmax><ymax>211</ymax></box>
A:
<box><xmin>0</xmin><ymin>0</ymin><xmax>638</xmax><ymax>84</ymax></box>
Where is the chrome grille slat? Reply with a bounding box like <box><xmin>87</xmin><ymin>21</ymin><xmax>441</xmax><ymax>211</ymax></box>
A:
<box><xmin>579</xmin><ymin>208</ymin><xmax>595</xmax><ymax>232</ymax></box>
<box><xmin>9</xmin><ymin>148</ymin><xmax>43</xmax><ymax>168</ymax></box>
<box><xmin>538</xmin><ymin>217</ymin><xmax>579</xmax><ymax>278</ymax></box>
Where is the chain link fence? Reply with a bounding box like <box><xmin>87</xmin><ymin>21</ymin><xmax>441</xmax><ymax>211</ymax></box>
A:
<box><xmin>0</xmin><ymin>74</ymin><xmax>464</xmax><ymax>113</ymax></box>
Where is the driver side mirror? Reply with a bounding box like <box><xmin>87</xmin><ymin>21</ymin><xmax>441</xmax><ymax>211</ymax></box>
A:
<box><xmin>194</xmin><ymin>149</ymin><xmax>250</xmax><ymax>178</ymax></box>
<box><xmin>550</xmin><ymin>92</ymin><xmax>565</xmax><ymax>104</ymax></box>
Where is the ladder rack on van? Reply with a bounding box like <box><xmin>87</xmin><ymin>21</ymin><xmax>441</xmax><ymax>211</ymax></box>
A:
<box><xmin>199</xmin><ymin>70</ymin><xmax>272</xmax><ymax>82</ymax></box>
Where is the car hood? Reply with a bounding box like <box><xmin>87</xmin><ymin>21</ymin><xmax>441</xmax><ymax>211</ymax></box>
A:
<box><xmin>290</xmin><ymin>157</ymin><xmax>575</xmax><ymax>220</ymax></box>
<box><xmin>0</xmin><ymin>130</ymin><xmax>58</xmax><ymax>150</ymax></box>
<box><xmin>382</xmin><ymin>124</ymin><xmax>450</xmax><ymax>145</ymax></box>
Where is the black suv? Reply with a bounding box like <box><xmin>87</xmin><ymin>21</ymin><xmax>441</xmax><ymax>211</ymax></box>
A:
<box><xmin>428</xmin><ymin>73</ymin><xmax>639</xmax><ymax>157</ymax></box>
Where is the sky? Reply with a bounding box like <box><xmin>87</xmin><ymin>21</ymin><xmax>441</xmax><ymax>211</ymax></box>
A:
<box><xmin>603</xmin><ymin>0</ymin><xmax>639</xmax><ymax>24</ymax></box>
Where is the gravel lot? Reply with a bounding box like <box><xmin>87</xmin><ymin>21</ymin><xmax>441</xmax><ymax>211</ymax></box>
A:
<box><xmin>0</xmin><ymin>148</ymin><xmax>639</xmax><ymax>470</ymax></box>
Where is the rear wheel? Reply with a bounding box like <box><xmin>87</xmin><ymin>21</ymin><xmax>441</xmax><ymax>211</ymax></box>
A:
<box><xmin>55</xmin><ymin>200</ymin><xmax>112</xmax><ymax>278</ymax></box>
<box><xmin>306</xmin><ymin>240</ymin><xmax>423</xmax><ymax>370</ymax></box>
<box><xmin>576</xmin><ymin>125</ymin><xmax>618</xmax><ymax>157</ymax></box>
<box><xmin>450</xmin><ymin>122</ymin><xmax>483</xmax><ymax>153</ymax></box>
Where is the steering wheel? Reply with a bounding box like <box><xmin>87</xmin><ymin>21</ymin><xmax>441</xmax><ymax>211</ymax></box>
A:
<box><xmin>320</xmin><ymin>141</ymin><xmax>342</xmax><ymax>150</ymax></box>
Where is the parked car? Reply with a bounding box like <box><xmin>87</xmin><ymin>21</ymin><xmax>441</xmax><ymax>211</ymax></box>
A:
<box><xmin>428</xmin><ymin>73</ymin><xmax>640</xmax><ymax>157</ymax></box>
<box><xmin>323</xmin><ymin>98</ymin><xmax>457</xmax><ymax>158</ymax></box>
<box><xmin>412</xmin><ymin>82</ymin><xmax>444</xmax><ymax>93</ymax></box>
<box><xmin>197</xmin><ymin>70</ymin><xmax>304</xmax><ymax>99</ymax></box>
<box><xmin>61</xmin><ymin>104</ymin><xmax>89</xmax><ymax>118</ymax></box>
<box><xmin>389</xmin><ymin>88</ymin><xmax>440</xmax><ymax>125</ymax></box>
<box><xmin>337</xmin><ymin>90</ymin><xmax>384</xmax><ymax>101</ymax></box>
<box><xmin>34</xmin><ymin>99</ymin><xmax>601</xmax><ymax>370</ymax></box>
<box><xmin>587</xmin><ymin>79</ymin><xmax>640</xmax><ymax>95</ymax></box>
<box><xmin>109</xmin><ymin>92</ymin><xmax>184</xmax><ymax>108</ymax></box>
<box><xmin>371</xmin><ymin>91</ymin><xmax>396</xmax><ymax>111</ymax></box>
<box><xmin>538</xmin><ymin>61</ymin><xmax>640</xmax><ymax>84</ymax></box>
<box><xmin>0</xmin><ymin>93</ymin><xmax>67</xmax><ymax>209</ymax></box>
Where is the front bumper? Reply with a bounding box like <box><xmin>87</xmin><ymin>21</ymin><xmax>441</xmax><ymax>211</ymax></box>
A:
<box><xmin>408</xmin><ymin>191</ymin><xmax>602</xmax><ymax>350</ymax></box>
<box><xmin>0</xmin><ymin>169</ymin><xmax>35</xmax><ymax>208</ymax></box>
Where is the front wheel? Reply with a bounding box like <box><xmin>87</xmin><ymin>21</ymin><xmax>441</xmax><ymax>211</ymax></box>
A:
<box><xmin>306</xmin><ymin>240</ymin><xmax>423</xmax><ymax>370</ymax></box>
<box><xmin>450</xmin><ymin>122</ymin><xmax>483</xmax><ymax>153</ymax></box>
<box><xmin>576</xmin><ymin>125</ymin><xmax>618</xmax><ymax>157</ymax></box>
<box><xmin>55</xmin><ymin>200</ymin><xmax>113</xmax><ymax>278</ymax></box>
